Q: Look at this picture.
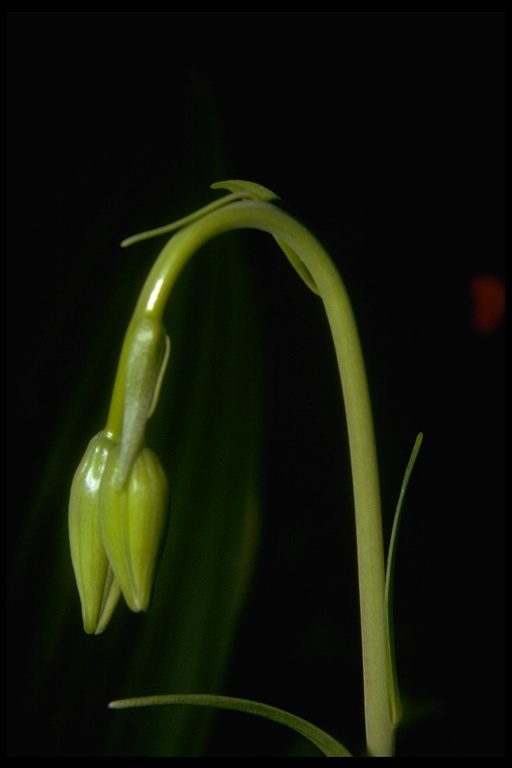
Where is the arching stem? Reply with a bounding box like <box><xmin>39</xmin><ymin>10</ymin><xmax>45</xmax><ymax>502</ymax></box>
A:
<box><xmin>109</xmin><ymin>198</ymin><xmax>395</xmax><ymax>756</ymax></box>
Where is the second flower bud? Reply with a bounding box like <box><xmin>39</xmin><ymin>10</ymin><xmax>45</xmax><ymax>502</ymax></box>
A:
<box><xmin>99</xmin><ymin>445</ymin><xmax>169</xmax><ymax>613</ymax></box>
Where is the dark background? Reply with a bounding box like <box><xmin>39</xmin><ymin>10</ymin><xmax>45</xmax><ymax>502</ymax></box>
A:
<box><xmin>6</xmin><ymin>12</ymin><xmax>505</xmax><ymax>757</ymax></box>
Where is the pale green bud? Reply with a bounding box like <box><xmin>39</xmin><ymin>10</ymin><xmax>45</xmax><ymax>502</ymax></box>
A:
<box><xmin>99</xmin><ymin>446</ymin><xmax>169</xmax><ymax>613</ymax></box>
<box><xmin>68</xmin><ymin>431</ymin><xmax>122</xmax><ymax>634</ymax></box>
<box><xmin>117</xmin><ymin>317</ymin><xmax>170</xmax><ymax>490</ymax></box>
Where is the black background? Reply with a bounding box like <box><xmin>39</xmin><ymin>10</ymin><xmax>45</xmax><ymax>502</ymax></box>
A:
<box><xmin>6</xmin><ymin>12</ymin><xmax>505</xmax><ymax>757</ymax></box>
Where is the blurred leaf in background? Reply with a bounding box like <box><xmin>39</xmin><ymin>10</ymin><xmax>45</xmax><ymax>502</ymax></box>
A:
<box><xmin>6</xmin><ymin>69</ymin><xmax>263</xmax><ymax>756</ymax></box>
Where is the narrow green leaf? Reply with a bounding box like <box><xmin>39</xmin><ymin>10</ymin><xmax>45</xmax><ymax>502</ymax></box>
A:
<box><xmin>120</xmin><ymin>193</ymin><xmax>242</xmax><ymax>247</ymax></box>
<box><xmin>385</xmin><ymin>432</ymin><xmax>423</xmax><ymax>726</ymax></box>
<box><xmin>121</xmin><ymin>180</ymin><xmax>279</xmax><ymax>249</ymax></box>
<box><xmin>109</xmin><ymin>693</ymin><xmax>352</xmax><ymax>757</ymax></box>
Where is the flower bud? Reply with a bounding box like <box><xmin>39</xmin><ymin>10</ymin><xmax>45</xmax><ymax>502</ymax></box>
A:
<box><xmin>68</xmin><ymin>431</ymin><xmax>122</xmax><ymax>634</ymax></box>
<box><xmin>99</xmin><ymin>446</ymin><xmax>169</xmax><ymax>613</ymax></box>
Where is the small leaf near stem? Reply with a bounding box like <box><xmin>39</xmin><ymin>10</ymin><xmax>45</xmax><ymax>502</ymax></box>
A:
<box><xmin>121</xmin><ymin>179</ymin><xmax>279</xmax><ymax>248</ymax></box>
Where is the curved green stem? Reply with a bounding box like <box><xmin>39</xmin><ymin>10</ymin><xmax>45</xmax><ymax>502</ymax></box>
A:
<box><xmin>108</xmin><ymin>198</ymin><xmax>395</xmax><ymax>755</ymax></box>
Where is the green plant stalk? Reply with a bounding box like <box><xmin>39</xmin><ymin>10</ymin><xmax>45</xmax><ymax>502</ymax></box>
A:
<box><xmin>108</xmin><ymin>198</ymin><xmax>395</xmax><ymax>756</ymax></box>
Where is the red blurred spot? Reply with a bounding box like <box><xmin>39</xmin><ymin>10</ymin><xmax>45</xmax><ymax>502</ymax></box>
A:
<box><xmin>470</xmin><ymin>274</ymin><xmax>505</xmax><ymax>334</ymax></box>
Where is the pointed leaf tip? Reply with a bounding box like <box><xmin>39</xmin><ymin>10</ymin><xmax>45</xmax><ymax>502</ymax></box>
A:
<box><xmin>211</xmin><ymin>179</ymin><xmax>280</xmax><ymax>202</ymax></box>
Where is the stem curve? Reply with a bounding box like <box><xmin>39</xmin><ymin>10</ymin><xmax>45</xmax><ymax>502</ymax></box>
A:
<box><xmin>107</xmin><ymin>198</ymin><xmax>394</xmax><ymax>755</ymax></box>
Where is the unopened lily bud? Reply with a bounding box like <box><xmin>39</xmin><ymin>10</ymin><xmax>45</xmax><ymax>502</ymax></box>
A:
<box><xmin>100</xmin><ymin>446</ymin><xmax>169</xmax><ymax>613</ymax></box>
<box><xmin>117</xmin><ymin>317</ymin><xmax>170</xmax><ymax>489</ymax></box>
<box><xmin>68</xmin><ymin>431</ymin><xmax>122</xmax><ymax>634</ymax></box>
